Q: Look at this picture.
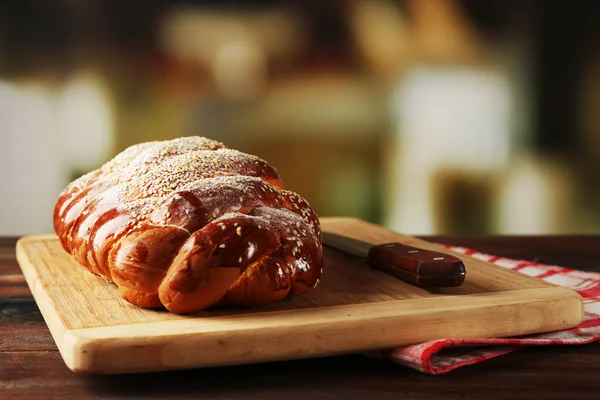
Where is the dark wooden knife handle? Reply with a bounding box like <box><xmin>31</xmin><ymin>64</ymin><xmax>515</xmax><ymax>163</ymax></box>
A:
<box><xmin>366</xmin><ymin>243</ymin><xmax>466</xmax><ymax>287</ymax></box>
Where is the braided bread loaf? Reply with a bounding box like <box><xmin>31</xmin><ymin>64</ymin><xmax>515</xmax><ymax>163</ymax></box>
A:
<box><xmin>53</xmin><ymin>136</ymin><xmax>323</xmax><ymax>314</ymax></box>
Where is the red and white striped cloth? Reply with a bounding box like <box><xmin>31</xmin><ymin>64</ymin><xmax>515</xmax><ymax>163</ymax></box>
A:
<box><xmin>370</xmin><ymin>245</ymin><xmax>600</xmax><ymax>375</ymax></box>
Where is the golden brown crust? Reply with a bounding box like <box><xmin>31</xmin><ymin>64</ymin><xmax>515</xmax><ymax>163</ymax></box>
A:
<box><xmin>53</xmin><ymin>136</ymin><xmax>323</xmax><ymax>314</ymax></box>
<box><xmin>119</xmin><ymin>287</ymin><xmax>162</xmax><ymax>309</ymax></box>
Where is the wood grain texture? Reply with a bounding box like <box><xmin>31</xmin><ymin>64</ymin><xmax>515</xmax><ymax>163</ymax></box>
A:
<box><xmin>2</xmin><ymin>233</ymin><xmax>600</xmax><ymax>399</ymax></box>
<box><xmin>0</xmin><ymin>238</ymin><xmax>30</xmax><ymax>298</ymax></box>
<box><xmin>14</xmin><ymin>218</ymin><xmax>584</xmax><ymax>374</ymax></box>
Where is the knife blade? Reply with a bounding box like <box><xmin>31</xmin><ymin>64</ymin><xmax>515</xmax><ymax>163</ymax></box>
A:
<box><xmin>322</xmin><ymin>232</ymin><xmax>466</xmax><ymax>287</ymax></box>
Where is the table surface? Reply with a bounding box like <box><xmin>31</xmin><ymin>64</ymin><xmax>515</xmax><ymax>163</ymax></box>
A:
<box><xmin>2</xmin><ymin>234</ymin><xmax>600</xmax><ymax>399</ymax></box>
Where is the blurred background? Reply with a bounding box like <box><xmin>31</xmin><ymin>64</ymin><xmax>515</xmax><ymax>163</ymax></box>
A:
<box><xmin>0</xmin><ymin>0</ymin><xmax>599</xmax><ymax>237</ymax></box>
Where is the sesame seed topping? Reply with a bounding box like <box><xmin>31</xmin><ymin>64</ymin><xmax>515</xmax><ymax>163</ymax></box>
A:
<box><xmin>219</xmin><ymin>244</ymin><xmax>226</xmax><ymax>248</ymax></box>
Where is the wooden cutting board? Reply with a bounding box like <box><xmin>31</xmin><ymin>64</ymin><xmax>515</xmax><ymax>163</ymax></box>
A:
<box><xmin>16</xmin><ymin>217</ymin><xmax>583</xmax><ymax>374</ymax></box>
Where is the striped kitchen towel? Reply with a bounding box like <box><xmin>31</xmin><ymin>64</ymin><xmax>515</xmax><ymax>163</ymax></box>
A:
<box><xmin>372</xmin><ymin>245</ymin><xmax>600</xmax><ymax>375</ymax></box>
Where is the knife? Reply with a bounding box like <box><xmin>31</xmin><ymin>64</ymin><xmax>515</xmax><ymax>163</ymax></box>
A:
<box><xmin>322</xmin><ymin>232</ymin><xmax>466</xmax><ymax>287</ymax></box>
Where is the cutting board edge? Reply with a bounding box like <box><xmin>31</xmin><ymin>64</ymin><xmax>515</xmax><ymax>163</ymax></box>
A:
<box><xmin>56</xmin><ymin>285</ymin><xmax>582</xmax><ymax>374</ymax></box>
<box><xmin>16</xmin><ymin>236</ymin><xmax>72</xmax><ymax>363</ymax></box>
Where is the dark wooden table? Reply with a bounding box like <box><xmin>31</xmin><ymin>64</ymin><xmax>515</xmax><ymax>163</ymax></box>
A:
<box><xmin>2</xmin><ymin>235</ymin><xmax>600</xmax><ymax>399</ymax></box>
